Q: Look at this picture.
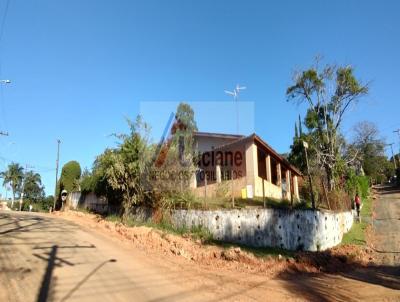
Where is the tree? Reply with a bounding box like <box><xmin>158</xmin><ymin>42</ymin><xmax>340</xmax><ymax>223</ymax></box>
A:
<box><xmin>23</xmin><ymin>171</ymin><xmax>45</xmax><ymax>202</ymax></box>
<box><xmin>287</xmin><ymin>61</ymin><xmax>368</xmax><ymax>190</ymax></box>
<box><xmin>104</xmin><ymin>116</ymin><xmax>151</xmax><ymax>218</ymax></box>
<box><xmin>349</xmin><ymin>121</ymin><xmax>391</xmax><ymax>183</ymax></box>
<box><xmin>0</xmin><ymin>163</ymin><xmax>24</xmax><ymax>208</ymax></box>
<box><xmin>175</xmin><ymin>102</ymin><xmax>198</xmax><ymax>132</ymax></box>
<box><xmin>80</xmin><ymin>151</ymin><xmax>123</xmax><ymax>206</ymax></box>
<box><xmin>59</xmin><ymin>161</ymin><xmax>82</xmax><ymax>193</ymax></box>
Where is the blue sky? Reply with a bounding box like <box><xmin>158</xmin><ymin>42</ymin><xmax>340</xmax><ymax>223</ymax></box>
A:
<box><xmin>0</xmin><ymin>0</ymin><xmax>399</xmax><ymax>196</ymax></box>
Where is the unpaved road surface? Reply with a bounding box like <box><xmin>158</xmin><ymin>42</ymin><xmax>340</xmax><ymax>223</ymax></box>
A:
<box><xmin>1</xmin><ymin>210</ymin><xmax>400</xmax><ymax>302</ymax></box>
<box><xmin>372</xmin><ymin>185</ymin><xmax>400</xmax><ymax>265</ymax></box>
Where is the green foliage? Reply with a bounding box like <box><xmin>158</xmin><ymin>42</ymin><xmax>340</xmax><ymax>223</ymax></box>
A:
<box><xmin>80</xmin><ymin>168</ymin><xmax>95</xmax><ymax>193</ymax></box>
<box><xmin>103</xmin><ymin>116</ymin><xmax>152</xmax><ymax>218</ymax></box>
<box><xmin>341</xmin><ymin>219</ymin><xmax>368</xmax><ymax>245</ymax></box>
<box><xmin>348</xmin><ymin>121</ymin><xmax>389</xmax><ymax>183</ymax></box>
<box><xmin>21</xmin><ymin>195</ymin><xmax>54</xmax><ymax>212</ymax></box>
<box><xmin>78</xmin><ymin>103</ymin><xmax>199</xmax><ymax>215</ymax></box>
<box><xmin>175</xmin><ymin>102</ymin><xmax>198</xmax><ymax>132</ymax></box>
<box><xmin>215</xmin><ymin>181</ymin><xmax>230</xmax><ymax>198</ymax></box>
<box><xmin>341</xmin><ymin>196</ymin><xmax>372</xmax><ymax>245</ymax></box>
<box><xmin>345</xmin><ymin>170</ymin><xmax>369</xmax><ymax>201</ymax></box>
<box><xmin>0</xmin><ymin>162</ymin><xmax>24</xmax><ymax>203</ymax></box>
<box><xmin>59</xmin><ymin>161</ymin><xmax>82</xmax><ymax>192</ymax></box>
<box><xmin>40</xmin><ymin>196</ymin><xmax>55</xmax><ymax>212</ymax></box>
<box><xmin>23</xmin><ymin>171</ymin><xmax>45</xmax><ymax>202</ymax></box>
<box><xmin>287</xmin><ymin>61</ymin><xmax>368</xmax><ymax>191</ymax></box>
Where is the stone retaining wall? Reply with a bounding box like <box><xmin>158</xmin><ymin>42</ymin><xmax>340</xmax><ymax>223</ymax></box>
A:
<box><xmin>128</xmin><ymin>207</ymin><xmax>353</xmax><ymax>252</ymax></box>
<box><xmin>170</xmin><ymin>208</ymin><xmax>353</xmax><ymax>251</ymax></box>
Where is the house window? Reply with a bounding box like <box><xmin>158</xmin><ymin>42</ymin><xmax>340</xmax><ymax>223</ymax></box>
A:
<box><xmin>271</xmin><ymin>157</ymin><xmax>278</xmax><ymax>186</ymax></box>
<box><xmin>257</xmin><ymin>148</ymin><xmax>267</xmax><ymax>179</ymax></box>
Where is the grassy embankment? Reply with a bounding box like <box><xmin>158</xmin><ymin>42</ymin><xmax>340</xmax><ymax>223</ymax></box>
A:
<box><xmin>341</xmin><ymin>196</ymin><xmax>372</xmax><ymax>245</ymax></box>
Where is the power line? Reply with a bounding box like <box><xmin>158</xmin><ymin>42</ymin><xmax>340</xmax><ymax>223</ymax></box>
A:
<box><xmin>0</xmin><ymin>155</ymin><xmax>55</xmax><ymax>173</ymax></box>
<box><xmin>0</xmin><ymin>0</ymin><xmax>11</xmax><ymax>130</ymax></box>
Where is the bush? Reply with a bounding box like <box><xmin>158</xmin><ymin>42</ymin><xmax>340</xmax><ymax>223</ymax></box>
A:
<box><xmin>345</xmin><ymin>170</ymin><xmax>370</xmax><ymax>202</ymax></box>
<box><xmin>327</xmin><ymin>190</ymin><xmax>351</xmax><ymax>211</ymax></box>
<box><xmin>59</xmin><ymin>161</ymin><xmax>82</xmax><ymax>192</ymax></box>
<box><xmin>357</xmin><ymin>176</ymin><xmax>370</xmax><ymax>200</ymax></box>
<box><xmin>20</xmin><ymin>196</ymin><xmax>54</xmax><ymax>212</ymax></box>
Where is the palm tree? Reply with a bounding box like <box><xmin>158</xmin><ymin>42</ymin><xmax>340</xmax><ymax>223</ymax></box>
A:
<box><xmin>23</xmin><ymin>171</ymin><xmax>44</xmax><ymax>201</ymax></box>
<box><xmin>0</xmin><ymin>163</ymin><xmax>24</xmax><ymax>208</ymax></box>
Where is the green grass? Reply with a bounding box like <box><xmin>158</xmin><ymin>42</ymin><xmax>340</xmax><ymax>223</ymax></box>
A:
<box><xmin>104</xmin><ymin>213</ymin><xmax>121</xmax><ymax>223</ymax></box>
<box><xmin>341</xmin><ymin>220</ymin><xmax>368</xmax><ymax>245</ymax></box>
<box><xmin>341</xmin><ymin>196</ymin><xmax>372</xmax><ymax>245</ymax></box>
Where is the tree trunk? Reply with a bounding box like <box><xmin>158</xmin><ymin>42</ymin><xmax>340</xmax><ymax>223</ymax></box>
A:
<box><xmin>325</xmin><ymin>165</ymin><xmax>335</xmax><ymax>191</ymax></box>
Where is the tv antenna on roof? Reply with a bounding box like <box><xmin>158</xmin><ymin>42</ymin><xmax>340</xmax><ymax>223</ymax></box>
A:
<box><xmin>225</xmin><ymin>84</ymin><xmax>246</xmax><ymax>135</ymax></box>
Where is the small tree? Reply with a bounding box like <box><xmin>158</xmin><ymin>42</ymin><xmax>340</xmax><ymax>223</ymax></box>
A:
<box><xmin>104</xmin><ymin>116</ymin><xmax>151</xmax><ymax>219</ymax></box>
<box><xmin>349</xmin><ymin>121</ymin><xmax>388</xmax><ymax>183</ymax></box>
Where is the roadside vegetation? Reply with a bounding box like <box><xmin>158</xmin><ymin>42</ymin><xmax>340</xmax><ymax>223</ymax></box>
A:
<box><xmin>341</xmin><ymin>196</ymin><xmax>372</xmax><ymax>245</ymax></box>
<box><xmin>59</xmin><ymin>61</ymin><xmax>396</xmax><ymax>219</ymax></box>
<box><xmin>286</xmin><ymin>59</ymin><xmax>396</xmax><ymax>212</ymax></box>
<box><xmin>0</xmin><ymin>162</ymin><xmax>53</xmax><ymax>212</ymax></box>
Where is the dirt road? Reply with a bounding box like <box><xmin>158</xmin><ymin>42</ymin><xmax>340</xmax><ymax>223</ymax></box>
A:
<box><xmin>1</xmin><ymin>210</ymin><xmax>399</xmax><ymax>301</ymax></box>
<box><xmin>372</xmin><ymin>185</ymin><xmax>400</xmax><ymax>265</ymax></box>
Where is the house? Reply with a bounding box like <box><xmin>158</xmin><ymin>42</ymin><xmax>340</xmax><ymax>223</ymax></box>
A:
<box><xmin>192</xmin><ymin>132</ymin><xmax>301</xmax><ymax>201</ymax></box>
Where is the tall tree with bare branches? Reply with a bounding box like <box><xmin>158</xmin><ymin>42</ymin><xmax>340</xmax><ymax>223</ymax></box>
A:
<box><xmin>287</xmin><ymin>60</ymin><xmax>368</xmax><ymax>190</ymax></box>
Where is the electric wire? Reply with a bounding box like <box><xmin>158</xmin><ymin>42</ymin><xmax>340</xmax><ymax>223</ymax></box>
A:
<box><xmin>0</xmin><ymin>0</ymin><xmax>11</xmax><ymax>131</ymax></box>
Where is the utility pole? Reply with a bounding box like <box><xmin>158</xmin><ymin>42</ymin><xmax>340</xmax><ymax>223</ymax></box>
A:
<box><xmin>53</xmin><ymin>139</ymin><xmax>61</xmax><ymax>211</ymax></box>
<box><xmin>394</xmin><ymin>129</ymin><xmax>400</xmax><ymax>168</ymax></box>
<box><xmin>19</xmin><ymin>164</ymin><xmax>34</xmax><ymax>211</ymax></box>
<box><xmin>387</xmin><ymin>143</ymin><xmax>397</xmax><ymax>170</ymax></box>
<box><xmin>303</xmin><ymin>141</ymin><xmax>315</xmax><ymax>209</ymax></box>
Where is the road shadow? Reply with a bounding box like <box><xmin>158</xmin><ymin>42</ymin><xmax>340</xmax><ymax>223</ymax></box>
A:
<box><xmin>277</xmin><ymin>264</ymin><xmax>400</xmax><ymax>302</ymax></box>
<box><xmin>0</xmin><ymin>212</ymin><xmax>107</xmax><ymax>301</ymax></box>
<box><xmin>37</xmin><ymin>245</ymin><xmax>57</xmax><ymax>302</ymax></box>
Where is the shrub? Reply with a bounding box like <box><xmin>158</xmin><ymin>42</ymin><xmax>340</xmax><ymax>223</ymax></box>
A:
<box><xmin>357</xmin><ymin>176</ymin><xmax>370</xmax><ymax>200</ymax></box>
<box><xmin>215</xmin><ymin>181</ymin><xmax>230</xmax><ymax>198</ymax></box>
<box><xmin>59</xmin><ymin>161</ymin><xmax>82</xmax><ymax>192</ymax></box>
<box><xmin>327</xmin><ymin>190</ymin><xmax>351</xmax><ymax>211</ymax></box>
<box><xmin>345</xmin><ymin>170</ymin><xmax>370</xmax><ymax>201</ymax></box>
